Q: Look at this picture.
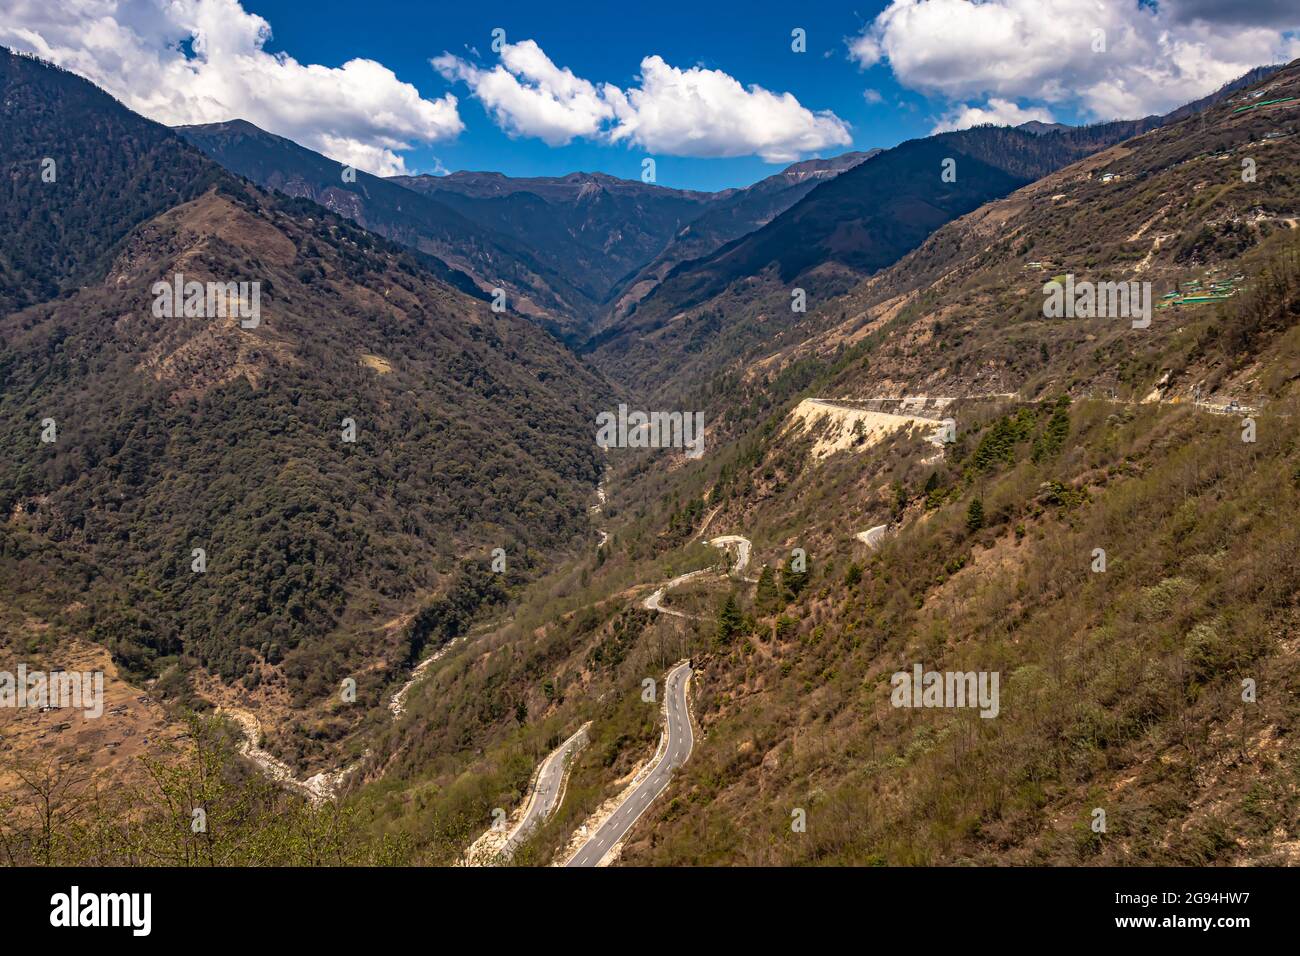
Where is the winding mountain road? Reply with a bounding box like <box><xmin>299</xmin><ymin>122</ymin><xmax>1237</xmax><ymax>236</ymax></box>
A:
<box><xmin>641</xmin><ymin>534</ymin><xmax>754</xmax><ymax>618</ymax></box>
<box><xmin>565</xmin><ymin>661</ymin><xmax>694</xmax><ymax>867</ymax></box>
<box><xmin>499</xmin><ymin>722</ymin><xmax>591</xmax><ymax>860</ymax></box>
<box><xmin>642</xmin><ymin>569</ymin><xmax>711</xmax><ymax>619</ymax></box>
<box><xmin>709</xmin><ymin>534</ymin><xmax>752</xmax><ymax>577</ymax></box>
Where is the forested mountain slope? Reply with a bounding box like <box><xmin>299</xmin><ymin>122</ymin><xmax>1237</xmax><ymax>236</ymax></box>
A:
<box><xmin>343</xmin><ymin>60</ymin><xmax>1300</xmax><ymax>868</ymax></box>
<box><xmin>601</xmin><ymin>150</ymin><xmax>878</xmax><ymax>326</ymax></box>
<box><xmin>0</xmin><ymin>49</ymin><xmax>608</xmax><ymax>773</ymax></box>
<box><xmin>177</xmin><ymin>119</ymin><xmax>596</xmax><ymax>340</ymax></box>
<box><xmin>0</xmin><ymin>51</ymin><xmax>223</xmax><ymax>314</ymax></box>
<box><xmin>588</xmin><ymin>66</ymin><xmax>1288</xmax><ymax>404</ymax></box>
<box><xmin>390</xmin><ymin>170</ymin><xmax>718</xmax><ymax>310</ymax></box>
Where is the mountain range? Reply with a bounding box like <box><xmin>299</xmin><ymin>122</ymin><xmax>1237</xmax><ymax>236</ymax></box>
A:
<box><xmin>0</xmin><ymin>49</ymin><xmax>605</xmax><ymax>768</ymax></box>
<box><xmin>178</xmin><ymin>124</ymin><xmax>876</xmax><ymax>343</ymax></box>
<box><xmin>5</xmin><ymin>41</ymin><xmax>1300</xmax><ymax>870</ymax></box>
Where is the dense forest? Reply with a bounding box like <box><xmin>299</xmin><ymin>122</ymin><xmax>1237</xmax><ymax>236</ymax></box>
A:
<box><xmin>0</xmin><ymin>51</ymin><xmax>223</xmax><ymax>315</ymax></box>
<box><xmin>0</xmin><ymin>50</ymin><xmax>608</xmax><ymax>730</ymax></box>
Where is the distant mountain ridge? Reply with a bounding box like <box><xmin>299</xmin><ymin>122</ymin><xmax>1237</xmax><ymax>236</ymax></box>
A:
<box><xmin>583</xmin><ymin>64</ymin><xmax>1287</xmax><ymax>401</ymax></box>
<box><xmin>399</xmin><ymin>156</ymin><xmax>882</xmax><ymax>327</ymax></box>
<box><xmin>585</xmin><ymin>119</ymin><xmax>1161</xmax><ymax>398</ymax></box>
<box><xmin>603</xmin><ymin>149</ymin><xmax>881</xmax><ymax>326</ymax></box>
<box><xmin>398</xmin><ymin>168</ymin><xmax>719</xmax><ymax>202</ymax></box>
<box><xmin>176</xmin><ymin>119</ymin><xmax>598</xmax><ymax>339</ymax></box>
<box><xmin>177</xmin><ymin>118</ymin><xmax>873</xmax><ymax>341</ymax></box>
<box><xmin>389</xmin><ymin>168</ymin><xmax>722</xmax><ymax>315</ymax></box>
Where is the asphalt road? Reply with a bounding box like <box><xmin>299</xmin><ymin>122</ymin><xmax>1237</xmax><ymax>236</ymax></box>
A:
<box><xmin>641</xmin><ymin>570</ymin><xmax>709</xmax><ymax>619</ymax></box>
<box><xmin>500</xmin><ymin>723</ymin><xmax>590</xmax><ymax>859</ymax></box>
<box><xmin>565</xmin><ymin>662</ymin><xmax>694</xmax><ymax>867</ymax></box>
<box><xmin>708</xmin><ymin>534</ymin><xmax>752</xmax><ymax>576</ymax></box>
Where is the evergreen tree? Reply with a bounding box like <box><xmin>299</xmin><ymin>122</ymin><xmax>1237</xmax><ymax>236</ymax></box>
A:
<box><xmin>966</xmin><ymin>497</ymin><xmax>985</xmax><ymax>533</ymax></box>
<box><xmin>924</xmin><ymin>471</ymin><xmax>944</xmax><ymax>509</ymax></box>
<box><xmin>755</xmin><ymin>565</ymin><xmax>779</xmax><ymax>614</ymax></box>
<box><xmin>717</xmin><ymin>593</ymin><xmax>742</xmax><ymax>644</ymax></box>
<box><xmin>891</xmin><ymin>481</ymin><xmax>908</xmax><ymax>520</ymax></box>
<box><xmin>1032</xmin><ymin>400</ymin><xmax>1072</xmax><ymax>463</ymax></box>
<box><xmin>781</xmin><ymin>554</ymin><xmax>809</xmax><ymax>602</ymax></box>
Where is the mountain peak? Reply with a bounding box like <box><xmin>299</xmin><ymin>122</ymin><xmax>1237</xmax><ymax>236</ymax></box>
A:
<box><xmin>1017</xmin><ymin>120</ymin><xmax>1071</xmax><ymax>135</ymax></box>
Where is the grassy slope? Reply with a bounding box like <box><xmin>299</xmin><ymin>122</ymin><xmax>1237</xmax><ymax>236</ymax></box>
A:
<box><xmin>350</xmin><ymin>63</ymin><xmax>1300</xmax><ymax>866</ymax></box>
<box><xmin>623</xmin><ymin>394</ymin><xmax>1300</xmax><ymax>865</ymax></box>
<box><xmin>772</xmin><ymin>63</ymin><xmax>1300</xmax><ymax>405</ymax></box>
<box><xmin>613</xmin><ymin>62</ymin><xmax>1300</xmax><ymax>866</ymax></box>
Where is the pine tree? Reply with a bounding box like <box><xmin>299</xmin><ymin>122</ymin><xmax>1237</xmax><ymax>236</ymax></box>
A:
<box><xmin>755</xmin><ymin>565</ymin><xmax>779</xmax><ymax>614</ymax></box>
<box><xmin>966</xmin><ymin>497</ymin><xmax>985</xmax><ymax>533</ymax></box>
<box><xmin>924</xmin><ymin>471</ymin><xmax>944</xmax><ymax>509</ymax></box>
<box><xmin>717</xmin><ymin>593</ymin><xmax>742</xmax><ymax>644</ymax></box>
<box><xmin>891</xmin><ymin>481</ymin><xmax>908</xmax><ymax>519</ymax></box>
<box><xmin>781</xmin><ymin>554</ymin><xmax>809</xmax><ymax>602</ymax></box>
<box><xmin>1032</xmin><ymin>404</ymin><xmax>1072</xmax><ymax>462</ymax></box>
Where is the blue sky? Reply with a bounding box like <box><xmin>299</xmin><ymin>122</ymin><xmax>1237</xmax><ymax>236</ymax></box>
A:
<box><xmin>246</xmin><ymin>0</ymin><xmax>929</xmax><ymax>190</ymax></box>
<box><xmin>5</xmin><ymin>1</ymin><xmax>1300</xmax><ymax>192</ymax></box>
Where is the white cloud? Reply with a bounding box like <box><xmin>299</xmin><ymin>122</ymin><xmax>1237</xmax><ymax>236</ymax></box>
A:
<box><xmin>0</xmin><ymin>0</ymin><xmax>463</xmax><ymax>176</ymax></box>
<box><xmin>849</xmin><ymin>0</ymin><xmax>1300</xmax><ymax>121</ymax></box>
<box><xmin>611</xmin><ymin>56</ymin><xmax>852</xmax><ymax>162</ymax></box>
<box><xmin>431</xmin><ymin>40</ymin><xmax>618</xmax><ymax>146</ymax></box>
<box><xmin>862</xmin><ymin>88</ymin><xmax>884</xmax><ymax>104</ymax></box>
<box><xmin>930</xmin><ymin>98</ymin><xmax>1055</xmax><ymax>133</ymax></box>
<box><xmin>434</xmin><ymin>41</ymin><xmax>851</xmax><ymax>163</ymax></box>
